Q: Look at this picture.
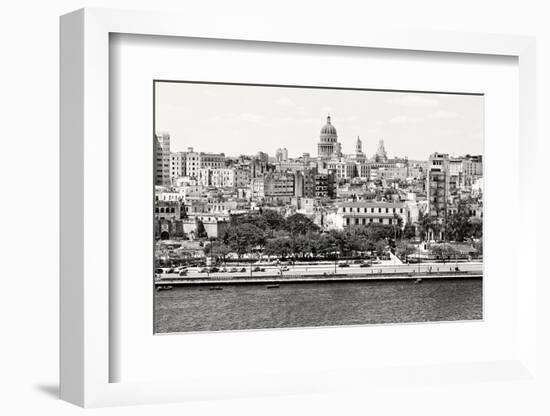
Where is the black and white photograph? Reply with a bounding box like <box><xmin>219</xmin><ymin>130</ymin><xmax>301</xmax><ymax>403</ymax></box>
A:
<box><xmin>153</xmin><ymin>81</ymin><xmax>484</xmax><ymax>333</ymax></box>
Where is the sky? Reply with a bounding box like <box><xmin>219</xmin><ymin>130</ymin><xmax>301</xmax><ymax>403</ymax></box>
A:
<box><xmin>155</xmin><ymin>81</ymin><xmax>484</xmax><ymax>161</ymax></box>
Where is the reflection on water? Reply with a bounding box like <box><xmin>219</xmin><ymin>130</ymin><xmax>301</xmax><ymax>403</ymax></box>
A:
<box><xmin>154</xmin><ymin>278</ymin><xmax>482</xmax><ymax>333</ymax></box>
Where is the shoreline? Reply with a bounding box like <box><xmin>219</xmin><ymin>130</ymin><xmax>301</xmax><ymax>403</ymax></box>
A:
<box><xmin>155</xmin><ymin>271</ymin><xmax>482</xmax><ymax>286</ymax></box>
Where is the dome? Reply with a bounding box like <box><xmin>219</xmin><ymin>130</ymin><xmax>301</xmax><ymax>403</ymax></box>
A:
<box><xmin>320</xmin><ymin>115</ymin><xmax>337</xmax><ymax>137</ymax></box>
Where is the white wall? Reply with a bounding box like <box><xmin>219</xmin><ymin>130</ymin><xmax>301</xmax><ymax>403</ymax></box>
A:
<box><xmin>1</xmin><ymin>1</ymin><xmax>548</xmax><ymax>415</ymax></box>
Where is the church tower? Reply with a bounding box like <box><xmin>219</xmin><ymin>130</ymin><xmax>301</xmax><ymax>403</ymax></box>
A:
<box><xmin>374</xmin><ymin>139</ymin><xmax>388</xmax><ymax>162</ymax></box>
<box><xmin>355</xmin><ymin>136</ymin><xmax>365</xmax><ymax>162</ymax></box>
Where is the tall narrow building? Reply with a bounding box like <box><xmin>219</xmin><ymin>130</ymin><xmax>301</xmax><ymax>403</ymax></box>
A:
<box><xmin>426</xmin><ymin>152</ymin><xmax>450</xmax><ymax>240</ymax></box>
<box><xmin>154</xmin><ymin>132</ymin><xmax>171</xmax><ymax>186</ymax></box>
<box><xmin>374</xmin><ymin>139</ymin><xmax>388</xmax><ymax>162</ymax></box>
<box><xmin>355</xmin><ymin>136</ymin><xmax>366</xmax><ymax>162</ymax></box>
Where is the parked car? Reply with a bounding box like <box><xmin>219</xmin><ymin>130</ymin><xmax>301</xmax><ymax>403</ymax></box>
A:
<box><xmin>338</xmin><ymin>263</ymin><xmax>350</xmax><ymax>268</ymax></box>
<box><xmin>359</xmin><ymin>263</ymin><xmax>371</xmax><ymax>268</ymax></box>
<box><xmin>220</xmin><ymin>268</ymin><xmax>228</xmax><ymax>273</ymax></box>
<box><xmin>178</xmin><ymin>270</ymin><xmax>188</xmax><ymax>276</ymax></box>
<box><xmin>280</xmin><ymin>266</ymin><xmax>289</xmax><ymax>271</ymax></box>
<box><xmin>229</xmin><ymin>267</ymin><xmax>238</xmax><ymax>273</ymax></box>
<box><xmin>239</xmin><ymin>267</ymin><xmax>246</xmax><ymax>273</ymax></box>
<box><xmin>209</xmin><ymin>267</ymin><xmax>219</xmax><ymax>273</ymax></box>
<box><xmin>199</xmin><ymin>267</ymin><xmax>209</xmax><ymax>273</ymax></box>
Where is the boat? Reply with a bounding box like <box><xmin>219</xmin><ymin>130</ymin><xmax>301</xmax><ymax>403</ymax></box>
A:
<box><xmin>209</xmin><ymin>286</ymin><xmax>223</xmax><ymax>291</ymax></box>
<box><xmin>156</xmin><ymin>285</ymin><xmax>173</xmax><ymax>291</ymax></box>
<box><xmin>414</xmin><ymin>278</ymin><xmax>423</xmax><ymax>284</ymax></box>
<box><xmin>266</xmin><ymin>284</ymin><xmax>280</xmax><ymax>289</ymax></box>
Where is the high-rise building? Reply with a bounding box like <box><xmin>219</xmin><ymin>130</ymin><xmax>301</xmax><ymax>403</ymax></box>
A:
<box><xmin>462</xmin><ymin>155</ymin><xmax>483</xmax><ymax>186</ymax></box>
<box><xmin>154</xmin><ymin>132</ymin><xmax>171</xmax><ymax>186</ymax></box>
<box><xmin>185</xmin><ymin>147</ymin><xmax>201</xmax><ymax>179</ymax></box>
<box><xmin>426</xmin><ymin>153</ymin><xmax>450</xmax><ymax>239</ymax></box>
<box><xmin>282</xmin><ymin>148</ymin><xmax>289</xmax><ymax>161</ymax></box>
<box><xmin>170</xmin><ymin>151</ymin><xmax>187</xmax><ymax>182</ymax></box>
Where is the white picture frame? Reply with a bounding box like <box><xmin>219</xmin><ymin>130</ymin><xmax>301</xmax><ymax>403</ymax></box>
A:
<box><xmin>60</xmin><ymin>8</ymin><xmax>538</xmax><ymax>408</ymax></box>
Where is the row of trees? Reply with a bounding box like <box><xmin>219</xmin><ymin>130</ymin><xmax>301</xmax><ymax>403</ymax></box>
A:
<box><xmin>204</xmin><ymin>210</ymin><xmax>404</xmax><ymax>262</ymax></box>
<box><xmin>203</xmin><ymin>202</ymin><xmax>483</xmax><ymax>263</ymax></box>
<box><xmin>417</xmin><ymin>200</ymin><xmax>483</xmax><ymax>241</ymax></box>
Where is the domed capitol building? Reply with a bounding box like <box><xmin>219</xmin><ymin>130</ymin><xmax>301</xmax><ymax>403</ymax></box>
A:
<box><xmin>317</xmin><ymin>115</ymin><xmax>342</xmax><ymax>159</ymax></box>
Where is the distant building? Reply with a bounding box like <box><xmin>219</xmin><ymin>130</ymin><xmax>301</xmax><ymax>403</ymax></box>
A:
<box><xmin>185</xmin><ymin>147</ymin><xmax>201</xmax><ymax>178</ymax></box>
<box><xmin>337</xmin><ymin>201</ymin><xmax>408</xmax><ymax>229</ymax></box>
<box><xmin>317</xmin><ymin>115</ymin><xmax>342</xmax><ymax>159</ymax></box>
<box><xmin>462</xmin><ymin>155</ymin><xmax>483</xmax><ymax>185</ymax></box>
<box><xmin>170</xmin><ymin>151</ymin><xmax>187</xmax><ymax>182</ymax></box>
<box><xmin>250</xmin><ymin>177</ymin><xmax>266</xmax><ymax>199</ymax></box>
<box><xmin>275</xmin><ymin>147</ymin><xmax>289</xmax><ymax>162</ymax></box>
<box><xmin>426</xmin><ymin>153</ymin><xmax>450</xmax><ymax>239</ymax></box>
<box><xmin>354</xmin><ymin>136</ymin><xmax>366</xmax><ymax>162</ymax></box>
<box><xmin>198</xmin><ymin>168</ymin><xmax>235</xmax><ymax>188</ymax></box>
<box><xmin>264</xmin><ymin>172</ymin><xmax>295</xmax><ymax>201</ymax></box>
<box><xmin>154</xmin><ymin>133</ymin><xmax>171</xmax><ymax>186</ymax></box>
<box><xmin>373</xmin><ymin>139</ymin><xmax>388</xmax><ymax>163</ymax></box>
<box><xmin>234</xmin><ymin>164</ymin><xmax>252</xmax><ymax>188</ymax></box>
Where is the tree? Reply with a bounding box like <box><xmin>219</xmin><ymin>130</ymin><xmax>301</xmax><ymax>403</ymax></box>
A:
<box><xmin>446</xmin><ymin>201</ymin><xmax>473</xmax><ymax>242</ymax></box>
<box><xmin>223</xmin><ymin>223</ymin><xmax>264</xmax><ymax>259</ymax></box>
<box><xmin>473</xmin><ymin>239</ymin><xmax>483</xmax><ymax>257</ymax></box>
<box><xmin>417</xmin><ymin>211</ymin><xmax>437</xmax><ymax>241</ymax></box>
<box><xmin>431</xmin><ymin>243</ymin><xmax>458</xmax><ymax>262</ymax></box>
<box><xmin>354</xmin><ymin>223</ymin><xmax>394</xmax><ymax>241</ymax></box>
<box><xmin>285</xmin><ymin>213</ymin><xmax>319</xmax><ymax>236</ymax></box>
<box><xmin>264</xmin><ymin>237</ymin><xmax>291</xmax><ymax>259</ymax></box>
<box><xmin>317</xmin><ymin>233</ymin><xmax>339</xmax><ymax>259</ymax></box>
<box><xmin>262</xmin><ymin>209</ymin><xmax>286</xmax><ymax>231</ymax></box>
<box><xmin>374</xmin><ymin>240</ymin><xmax>387</xmax><ymax>257</ymax></box>
<box><xmin>396</xmin><ymin>240</ymin><xmax>415</xmax><ymax>261</ymax></box>
<box><xmin>470</xmin><ymin>220</ymin><xmax>483</xmax><ymax>239</ymax></box>
<box><xmin>196</xmin><ymin>220</ymin><xmax>207</xmax><ymax>239</ymax></box>
<box><xmin>402</xmin><ymin>224</ymin><xmax>416</xmax><ymax>240</ymax></box>
<box><xmin>205</xmin><ymin>240</ymin><xmax>232</xmax><ymax>264</ymax></box>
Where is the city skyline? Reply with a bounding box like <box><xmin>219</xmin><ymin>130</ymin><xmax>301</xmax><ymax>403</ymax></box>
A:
<box><xmin>155</xmin><ymin>81</ymin><xmax>484</xmax><ymax>160</ymax></box>
<box><xmin>153</xmin><ymin>80</ymin><xmax>484</xmax><ymax>333</ymax></box>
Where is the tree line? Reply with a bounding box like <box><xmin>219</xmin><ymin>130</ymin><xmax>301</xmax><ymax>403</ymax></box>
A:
<box><xmin>205</xmin><ymin>209</ymin><xmax>408</xmax><ymax>262</ymax></box>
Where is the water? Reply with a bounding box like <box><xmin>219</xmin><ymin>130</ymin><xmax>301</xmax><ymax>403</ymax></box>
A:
<box><xmin>154</xmin><ymin>278</ymin><xmax>482</xmax><ymax>333</ymax></box>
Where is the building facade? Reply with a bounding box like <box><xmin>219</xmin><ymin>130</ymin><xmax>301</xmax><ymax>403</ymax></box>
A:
<box><xmin>154</xmin><ymin>132</ymin><xmax>171</xmax><ymax>186</ymax></box>
<box><xmin>337</xmin><ymin>201</ymin><xmax>408</xmax><ymax>228</ymax></box>
<box><xmin>317</xmin><ymin>115</ymin><xmax>342</xmax><ymax>159</ymax></box>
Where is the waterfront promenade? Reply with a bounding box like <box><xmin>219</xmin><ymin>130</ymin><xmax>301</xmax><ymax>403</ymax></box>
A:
<box><xmin>155</xmin><ymin>261</ymin><xmax>483</xmax><ymax>286</ymax></box>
